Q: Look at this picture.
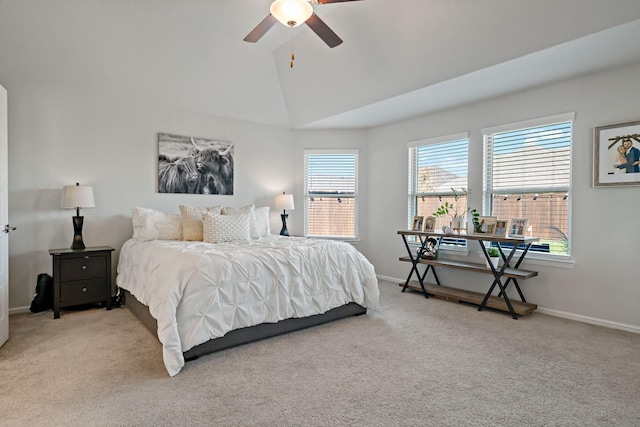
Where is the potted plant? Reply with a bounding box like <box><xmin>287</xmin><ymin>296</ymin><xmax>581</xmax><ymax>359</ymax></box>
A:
<box><xmin>486</xmin><ymin>247</ymin><xmax>500</xmax><ymax>269</ymax></box>
<box><xmin>432</xmin><ymin>187</ymin><xmax>479</xmax><ymax>232</ymax></box>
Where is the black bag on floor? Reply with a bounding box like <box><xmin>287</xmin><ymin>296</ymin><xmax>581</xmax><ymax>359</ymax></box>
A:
<box><xmin>30</xmin><ymin>273</ymin><xmax>53</xmax><ymax>313</ymax></box>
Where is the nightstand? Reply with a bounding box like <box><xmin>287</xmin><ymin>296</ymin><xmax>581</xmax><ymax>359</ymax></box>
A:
<box><xmin>49</xmin><ymin>246</ymin><xmax>115</xmax><ymax>319</ymax></box>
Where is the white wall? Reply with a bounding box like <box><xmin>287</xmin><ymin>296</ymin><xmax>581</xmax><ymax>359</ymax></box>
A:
<box><xmin>364</xmin><ymin>61</ymin><xmax>640</xmax><ymax>330</ymax></box>
<box><xmin>6</xmin><ymin>83</ymin><xmax>297</xmax><ymax>309</ymax></box>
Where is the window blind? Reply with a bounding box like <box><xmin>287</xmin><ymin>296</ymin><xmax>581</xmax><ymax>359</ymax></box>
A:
<box><xmin>304</xmin><ymin>150</ymin><xmax>358</xmax><ymax>238</ymax></box>
<box><xmin>484</xmin><ymin>120</ymin><xmax>572</xmax><ymax>255</ymax></box>
<box><xmin>408</xmin><ymin>137</ymin><xmax>469</xmax><ymax>247</ymax></box>
<box><xmin>413</xmin><ymin>139</ymin><xmax>469</xmax><ymax>193</ymax></box>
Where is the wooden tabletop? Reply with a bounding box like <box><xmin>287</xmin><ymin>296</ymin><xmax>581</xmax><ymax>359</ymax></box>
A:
<box><xmin>397</xmin><ymin>230</ymin><xmax>540</xmax><ymax>244</ymax></box>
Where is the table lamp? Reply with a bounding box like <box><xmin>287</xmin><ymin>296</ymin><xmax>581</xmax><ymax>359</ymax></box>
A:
<box><xmin>275</xmin><ymin>192</ymin><xmax>294</xmax><ymax>236</ymax></box>
<box><xmin>61</xmin><ymin>183</ymin><xmax>95</xmax><ymax>249</ymax></box>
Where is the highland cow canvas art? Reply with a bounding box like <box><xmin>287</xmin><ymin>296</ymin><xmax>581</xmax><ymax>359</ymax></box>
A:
<box><xmin>158</xmin><ymin>133</ymin><xmax>234</xmax><ymax>195</ymax></box>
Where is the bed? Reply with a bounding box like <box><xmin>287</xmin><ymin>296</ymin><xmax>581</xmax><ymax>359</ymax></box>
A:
<box><xmin>116</xmin><ymin>218</ymin><xmax>379</xmax><ymax>376</ymax></box>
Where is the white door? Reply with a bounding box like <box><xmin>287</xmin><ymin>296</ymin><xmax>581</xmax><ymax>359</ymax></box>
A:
<box><xmin>0</xmin><ymin>85</ymin><xmax>9</xmax><ymax>347</ymax></box>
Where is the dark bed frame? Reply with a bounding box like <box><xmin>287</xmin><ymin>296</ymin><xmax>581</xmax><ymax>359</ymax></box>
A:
<box><xmin>123</xmin><ymin>289</ymin><xmax>367</xmax><ymax>361</ymax></box>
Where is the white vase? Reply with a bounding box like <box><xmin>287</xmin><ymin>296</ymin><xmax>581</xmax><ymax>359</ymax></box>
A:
<box><xmin>486</xmin><ymin>256</ymin><xmax>500</xmax><ymax>269</ymax></box>
<box><xmin>451</xmin><ymin>217</ymin><xmax>466</xmax><ymax>232</ymax></box>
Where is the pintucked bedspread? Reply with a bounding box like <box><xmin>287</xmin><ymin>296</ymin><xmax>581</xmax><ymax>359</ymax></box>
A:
<box><xmin>116</xmin><ymin>235</ymin><xmax>379</xmax><ymax>376</ymax></box>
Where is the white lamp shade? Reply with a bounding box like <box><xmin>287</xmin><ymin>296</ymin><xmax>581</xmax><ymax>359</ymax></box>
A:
<box><xmin>270</xmin><ymin>0</ymin><xmax>313</xmax><ymax>27</ymax></box>
<box><xmin>275</xmin><ymin>194</ymin><xmax>295</xmax><ymax>211</ymax></box>
<box><xmin>61</xmin><ymin>185</ymin><xmax>95</xmax><ymax>209</ymax></box>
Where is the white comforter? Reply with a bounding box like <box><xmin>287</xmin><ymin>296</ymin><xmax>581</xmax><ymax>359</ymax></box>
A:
<box><xmin>116</xmin><ymin>235</ymin><xmax>379</xmax><ymax>376</ymax></box>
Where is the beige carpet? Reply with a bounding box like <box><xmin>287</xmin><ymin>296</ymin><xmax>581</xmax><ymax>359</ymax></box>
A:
<box><xmin>1</xmin><ymin>280</ymin><xmax>639</xmax><ymax>426</ymax></box>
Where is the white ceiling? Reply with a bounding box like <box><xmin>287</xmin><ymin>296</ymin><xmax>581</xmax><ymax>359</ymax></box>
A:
<box><xmin>1</xmin><ymin>0</ymin><xmax>640</xmax><ymax>130</ymax></box>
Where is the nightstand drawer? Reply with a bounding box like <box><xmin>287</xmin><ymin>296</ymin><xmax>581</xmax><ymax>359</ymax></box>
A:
<box><xmin>60</xmin><ymin>278</ymin><xmax>107</xmax><ymax>306</ymax></box>
<box><xmin>59</xmin><ymin>255</ymin><xmax>107</xmax><ymax>281</ymax></box>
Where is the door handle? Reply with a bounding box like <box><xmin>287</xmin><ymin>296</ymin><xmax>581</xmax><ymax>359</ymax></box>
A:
<box><xmin>3</xmin><ymin>224</ymin><xmax>16</xmax><ymax>234</ymax></box>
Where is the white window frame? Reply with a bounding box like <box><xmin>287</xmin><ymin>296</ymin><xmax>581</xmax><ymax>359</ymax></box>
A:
<box><xmin>304</xmin><ymin>149</ymin><xmax>359</xmax><ymax>241</ymax></box>
<box><xmin>408</xmin><ymin>132</ymin><xmax>470</xmax><ymax>251</ymax></box>
<box><xmin>481</xmin><ymin>112</ymin><xmax>575</xmax><ymax>261</ymax></box>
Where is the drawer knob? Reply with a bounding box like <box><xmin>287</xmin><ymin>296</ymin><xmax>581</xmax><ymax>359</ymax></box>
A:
<box><xmin>82</xmin><ymin>287</ymin><xmax>87</xmax><ymax>292</ymax></box>
<box><xmin>81</xmin><ymin>265</ymin><xmax>87</xmax><ymax>270</ymax></box>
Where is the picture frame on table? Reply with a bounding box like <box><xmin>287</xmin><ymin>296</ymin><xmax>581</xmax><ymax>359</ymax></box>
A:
<box><xmin>412</xmin><ymin>215</ymin><xmax>425</xmax><ymax>232</ymax></box>
<box><xmin>473</xmin><ymin>216</ymin><xmax>497</xmax><ymax>234</ymax></box>
<box><xmin>424</xmin><ymin>216</ymin><xmax>436</xmax><ymax>232</ymax></box>
<box><xmin>593</xmin><ymin>120</ymin><xmax>640</xmax><ymax>187</ymax></box>
<box><xmin>508</xmin><ymin>218</ymin><xmax>528</xmax><ymax>237</ymax></box>
<box><xmin>493</xmin><ymin>219</ymin><xmax>508</xmax><ymax>237</ymax></box>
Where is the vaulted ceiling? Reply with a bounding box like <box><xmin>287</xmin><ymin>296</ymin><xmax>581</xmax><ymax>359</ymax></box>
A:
<box><xmin>1</xmin><ymin>0</ymin><xmax>640</xmax><ymax>130</ymax></box>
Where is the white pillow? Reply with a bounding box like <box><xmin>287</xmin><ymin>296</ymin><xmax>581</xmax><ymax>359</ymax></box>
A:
<box><xmin>132</xmin><ymin>207</ymin><xmax>182</xmax><ymax>241</ymax></box>
<box><xmin>179</xmin><ymin>205</ymin><xmax>222</xmax><ymax>241</ymax></box>
<box><xmin>221</xmin><ymin>205</ymin><xmax>259</xmax><ymax>239</ymax></box>
<box><xmin>202</xmin><ymin>212</ymin><xmax>250</xmax><ymax>243</ymax></box>
<box><xmin>254</xmin><ymin>206</ymin><xmax>270</xmax><ymax>238</ymax></box>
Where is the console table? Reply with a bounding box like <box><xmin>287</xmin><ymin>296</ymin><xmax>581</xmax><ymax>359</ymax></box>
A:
<box><xmin>397</xmin><ymin>230</ymin><xmax>539</xmax><ymax>319</ymax></box>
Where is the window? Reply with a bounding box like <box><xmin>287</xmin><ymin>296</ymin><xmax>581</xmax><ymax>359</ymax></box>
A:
<box><xmin>408</xmin><ymin>133</ymin><xmax>469</xmax><ymax>248</ymax></box>
<box><xmin>483</xmin><ymin>113</ymin><xmax>574</xmax><ymax>256</ymax></box>
<box><xmin>304</xmin><ymin>150</ymin><xmax>358</xmax><ymax>239</ymax></box>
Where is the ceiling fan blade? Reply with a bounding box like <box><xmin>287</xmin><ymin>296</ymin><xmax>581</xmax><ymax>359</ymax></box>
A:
<box><xmin>313</xmin><ymin>0</ymin><xmax>363</xmax><ymax>4</ymax></box>
<box><xmin>243</xmin><ymin>14</ymin><xmax>278</xmax><ymax>43</ymax></box>
<box><xmin>305</xmin><ymin>13</ymin><xmax>343</xmax><ymax>48</ymax></box>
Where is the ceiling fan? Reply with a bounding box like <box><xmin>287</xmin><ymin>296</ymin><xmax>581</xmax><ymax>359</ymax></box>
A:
<box><xmin>243</xmin><ymin>0</ymin><xmax>362</xmax><ymax>48</ymax></box>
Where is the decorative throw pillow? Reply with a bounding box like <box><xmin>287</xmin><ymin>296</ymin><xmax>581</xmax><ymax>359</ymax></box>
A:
<box><xmin>221</xmin><ymin>205</ymin><xmax>259</xmax><ymax>239</ymax></box>
<box><xmin>179</xmin><ymin>205</ymin><xmax>222</xmax><ymax>241</ymax></box>
<box><xmin>253</xmin><ymin>206</ymin><xmax>270</xmax><ymax>238</ymax></box>
<box><xmin>132</xmin><ymin>207</ymin><xmax>182</xmax><ymax>241</ymax></box>
<box><xmin>202</xmin><ymin>212</ymin><xmax>250</xmax><ymax>243</ymax></box>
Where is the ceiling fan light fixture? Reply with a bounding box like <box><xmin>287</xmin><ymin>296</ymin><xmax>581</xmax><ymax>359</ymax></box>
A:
<box><xmin>270</xmin><ymin>0</ymin><xmax>314</xmax><ymax>27</ymax></box>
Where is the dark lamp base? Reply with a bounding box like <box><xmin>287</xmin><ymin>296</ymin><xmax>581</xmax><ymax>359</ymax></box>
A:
<box><xmin>71</xmin><ymin>216</ymin><xmax>86</xmax><ymax>250</ymax></box>
<box><xmin>280</xmin><ymin>213</ymin><xmax>289</xmax><ymax>236</ymax></box>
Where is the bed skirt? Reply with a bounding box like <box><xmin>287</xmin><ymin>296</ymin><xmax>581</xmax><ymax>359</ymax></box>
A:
<box><xmin>122</xmin><ymin>289</ymin><xmax>367</xmax><ymax>361</ymax></box>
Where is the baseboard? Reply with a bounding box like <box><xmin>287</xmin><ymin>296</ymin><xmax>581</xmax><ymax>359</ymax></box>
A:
<box><xmin>376</xmin><ymin>275</ymin><xmax>402</xmax><ymax>284</ymax></box>
<box><xmin>376</xmin><ymin>274</ymin><xmax>640</xmax><ymax>334</ymax></box>
<box><xmin>9</xmin><ymin>306</ymin><xmax>31</xmax><ymax>315</ymax></box>
<box><xmin>535</xmin><ymin>307</ymin><xmax>640</xmax><ymax>334</ymax></box>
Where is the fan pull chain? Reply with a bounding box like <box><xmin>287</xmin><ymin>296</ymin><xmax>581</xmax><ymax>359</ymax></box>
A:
<box><xmin>290</xmin><ymin>41</ymin><xmax>295</xmax><ymax>68</ymax></box>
